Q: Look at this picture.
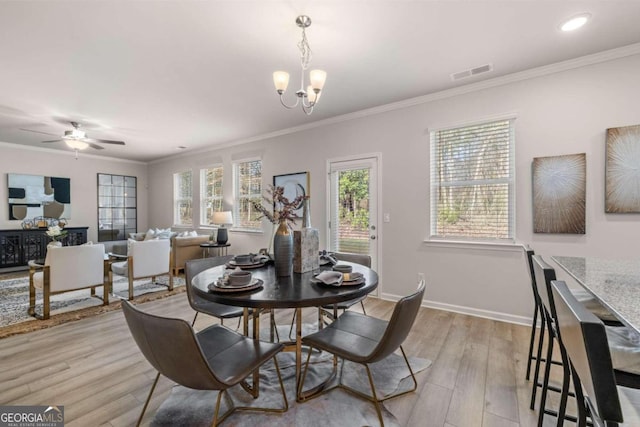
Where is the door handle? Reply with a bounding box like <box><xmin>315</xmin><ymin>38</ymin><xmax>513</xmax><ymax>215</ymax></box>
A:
<box><xmin>370</xmin><ymin>235</ymin><xmax>376</xmax><ymax>240</ymax></box>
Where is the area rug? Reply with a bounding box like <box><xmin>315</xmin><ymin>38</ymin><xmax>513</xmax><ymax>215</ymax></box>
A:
<box><xmin>0</xmin><ymin>273</ymin><xmax>185</xmax><ymax>337</ymax></box>
<box><xmin>152</xmin><ymin>351</ymin><xmax>431</xmax><ymax>426</ymax></box>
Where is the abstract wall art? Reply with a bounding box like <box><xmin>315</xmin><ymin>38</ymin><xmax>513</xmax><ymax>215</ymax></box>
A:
<box><xmin>532</xmin><ymin>153</ymin><xmax>586</xmax><ymax>234</ymax></box>
<box><xmin>7</xmin><ymin>173</ymin><xmax>71</xmax><ymax>220</ymax></box>
<box><xmin>605</xmin><ymin>124</ymin><xmax>640</xmax><ymax>213</ymax></box>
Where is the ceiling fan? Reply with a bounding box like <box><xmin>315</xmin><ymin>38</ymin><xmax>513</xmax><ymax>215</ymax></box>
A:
<box><xmin>22</xmin><ymin>121</ymin><xmax>126</xmax><ymax>151</ymax></box>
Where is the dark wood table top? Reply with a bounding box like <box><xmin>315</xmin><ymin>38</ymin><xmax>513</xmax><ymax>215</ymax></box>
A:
<box><xmin>191</xmin><ymin>262</ymin><xmax>378</xmax><ymax>309</ymax></box>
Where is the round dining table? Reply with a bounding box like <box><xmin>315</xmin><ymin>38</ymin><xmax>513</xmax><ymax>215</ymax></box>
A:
<box><xmin>191</xmin><ymin>261</ymin><xmax>379</xmax><ymax>401</ymax></box>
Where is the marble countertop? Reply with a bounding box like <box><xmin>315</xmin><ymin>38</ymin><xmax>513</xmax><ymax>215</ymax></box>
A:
<box><xmin>552</xmin><ymin>256</ymin><xmax>640</xmax><ymax>334</ymax></box>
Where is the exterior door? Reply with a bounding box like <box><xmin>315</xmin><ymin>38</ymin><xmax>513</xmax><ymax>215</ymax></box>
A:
<box><xmin>328</xmin><ymin>155</ymin><xmax>379</xmax><ymax>271</ymax></box>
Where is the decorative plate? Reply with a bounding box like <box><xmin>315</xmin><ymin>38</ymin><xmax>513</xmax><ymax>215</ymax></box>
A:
<box><xmin>226</xmin><ymin>260</ymin><xmax>266</xmax><ymax>269</ymax></box>
<box><xmin>208</xmin><ymin>278</ymin><xmax>264</xmax><ymax>293</ymax></box>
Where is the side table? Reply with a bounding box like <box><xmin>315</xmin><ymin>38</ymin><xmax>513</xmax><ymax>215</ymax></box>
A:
<box><xmin>200</xmin><ymin>242</ymin><xmax>230</xmax><ymax>258</ymax></box>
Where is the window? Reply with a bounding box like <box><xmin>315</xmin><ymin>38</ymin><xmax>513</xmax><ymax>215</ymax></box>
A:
<box><xmin>97</xmin><ymin>173</ymin><xmax>137</xmax><ymax>241</ymax></box>
<box><xmin>173</xmin><ymin>170</ymin><xmax>193</xmax><ymax>226</ymax></box>
<box><xmin>430</xmin><ymin>118</ymin><xmax>515</xmax><ymax>241</ymax></box>
<box><xmin>233</xmin><ymin>159</ymin><xmax>262</xmax><ymax>230</ymax></box>
<box><xmin>200</xmin><ymin>166</ymin><xmax>224</xmax><ymax>226</ymax></box>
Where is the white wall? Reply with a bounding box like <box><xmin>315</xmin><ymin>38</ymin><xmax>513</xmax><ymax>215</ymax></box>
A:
<box><xmin>0</xmin><ymin>144</ymin><xmax>149</xmax><ymax>244</ymax></box>
<box><xmin>148</xmin><ymin>53</ymin><xmax>640</xmax><ymax>324</ymax></box>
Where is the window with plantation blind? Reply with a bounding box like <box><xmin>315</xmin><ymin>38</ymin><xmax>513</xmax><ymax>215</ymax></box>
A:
<box><xmin>173</xmin><ymin>170</ymin><xmax>193</xmax><ymax>226</ymax></box>
<box><xmin>233</xmin><ymin>159</ymin><xmax>262</xmax><ymax>230</ymax></box>
<box><xmin>430</xmin><ymin>118</ymin><xmax>515</xmax><ymax>241</ymax></box>
<box><xmin>200</xmin><ymin>166</ymin><xmax>223</xmax><ymax>226</ymax></box>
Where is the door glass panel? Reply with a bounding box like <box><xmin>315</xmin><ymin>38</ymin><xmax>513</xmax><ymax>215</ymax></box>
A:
<box><xmin>336</xmin><ymin>168</ymin><xmax>370</xmax><ymax>255</ymax></box>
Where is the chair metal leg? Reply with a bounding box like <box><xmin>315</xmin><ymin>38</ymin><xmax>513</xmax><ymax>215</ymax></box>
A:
<box><xmin>191</xmin><ymin>312</ymin><xmax>199</xmax><ymax>327</ymax></box>
<box><xmin>526</xmin><ymin>304</ymin><xmax>539</xmax><ymax>380</ymax></box>
<box><xmin>360</xmin><ymin>299</ymin><xmax>367</xmax><ymax>315</ymax></box>
<box><xmin>136</xmin><ymin>372</ymin><xmax>160</xmax><ymax>427</ymax></box>
<box><xmin>557</xmin><ymin>345</ymin><xmax>571</xmax><ymax>427</ymax></box>
<box><xmin>364</xmin><ymin>364</ymin><xmax>385</xmax><ymax>426</ymax></box>
<box><xmin>530</xmin><ymin>311</ymin><xmax>547</xmax><ymax>409</ymax></box>
<box><xmin>537</xmin><ymin>320</ymin><xmax>555</xmax><ymax>427</ymax></box>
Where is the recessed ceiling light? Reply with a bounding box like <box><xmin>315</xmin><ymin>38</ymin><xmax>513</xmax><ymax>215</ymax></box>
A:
<box><xmin>176</xmin><ymin>146</ymin><xmax>187</xmax><ymax>150</ymax></box>
<box><xmin>560</xmin><ymin>13</ymin><xmax>591</xmax><ymax>32</ymax></box>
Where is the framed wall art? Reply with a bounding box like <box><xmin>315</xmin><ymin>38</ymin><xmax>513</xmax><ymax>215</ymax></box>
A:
<box><xmin>605</xmin><ymin>124</ymin><xmax>640</xmax><ymax>213</ymax></box>
<box><xmin>8</xmin><ymin>173</ymin><xmax>71</xmax><ymax>221</ymax></box>
<box><xmin>273</xmin><ymin>171</ymin><xmax>309</xmax><ymax>218</ymax></box>
<box><xmin>532</xmin><ymin>153</ymin><xmax>586</xmax><ymax>234</ymax></box>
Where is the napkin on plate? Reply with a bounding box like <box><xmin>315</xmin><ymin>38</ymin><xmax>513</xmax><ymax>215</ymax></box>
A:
<box><xmin>314</xmin><ymin>271</ymin><xmax>343</xmax><ymax>285</ymax></box>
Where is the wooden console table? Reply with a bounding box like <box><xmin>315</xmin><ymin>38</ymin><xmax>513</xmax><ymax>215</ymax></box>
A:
<box><xmin>0</xmin><ymin>227</ymin><xmax>88</xmax><ymax>269</ymax></box>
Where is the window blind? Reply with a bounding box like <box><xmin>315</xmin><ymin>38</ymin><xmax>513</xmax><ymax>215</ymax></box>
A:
<box><xmin>200</xmin><ymin>166</ymin><xmax>223</xmax><ymax>226</ymax></box>
<box><xmin>234</xmin><ymin>159</ymin><xmax>262</xmax><ymax>230</ymax></box>
<box><xmin>430</xmin><ymin>119</ymin><xmax>515</xmax><ymax>240</ymax></box>
<box><xmin>174</xmin><ymin>170</ymin><xmax>193</xmax><ymax>226</ymax></box>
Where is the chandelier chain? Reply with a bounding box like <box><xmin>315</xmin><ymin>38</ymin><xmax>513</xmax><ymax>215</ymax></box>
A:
<box><xmin>298</xmin><ymin>26</ymin><xmax>312</xmax><ymax>70</ymax></box>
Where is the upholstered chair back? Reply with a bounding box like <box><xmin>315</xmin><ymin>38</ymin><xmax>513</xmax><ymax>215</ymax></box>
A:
<box><xmin>334</xmin><ymin>252</ymin><xmax>372</xmax><ymax>268</ymax></box>
<box><xmin>44</xmin><ymin>244</ymin><xmax>105</xmax><ymax>292</ymax></box>
<box><xmin>368</xmin><ymin>279</ymin><xmax>425</xmax><ymax>363</ymax></box>
<box><xmin>129</xmin><ymin>239</ymin><xmax>170</xmax><ymax>278</ymax></box>
<box><xmin>121</xmin><ymin>300</ymin><xmax>224</xmax><ymax>390</ymax></box>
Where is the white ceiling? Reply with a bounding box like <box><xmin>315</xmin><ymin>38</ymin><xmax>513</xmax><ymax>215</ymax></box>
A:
<box><xmin>1</xmin><ymin>1</ymin><xmax>639</xmax><ymax>162</ymax></box>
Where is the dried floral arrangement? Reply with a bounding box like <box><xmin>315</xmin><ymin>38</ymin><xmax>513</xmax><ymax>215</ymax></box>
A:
<box><xmin>253</xmin><ymin>185</ymin><xmax>308</xmax><ymax>226</ymax></box>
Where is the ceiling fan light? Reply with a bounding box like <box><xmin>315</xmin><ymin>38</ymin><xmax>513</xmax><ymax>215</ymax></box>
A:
<box><xmin>309</xmin><ymin>69</ymin><xmax>327</xmax><ymax>91</ymax></box>
<box><xmin>273</xmin><ymin>71</ymin><xmax>290</xmax><ymax>93</ymax></box>
<box><xmin>65</xmin><ymin>139</ymin><xmax>89</xmax><ymax>150</ymax></box>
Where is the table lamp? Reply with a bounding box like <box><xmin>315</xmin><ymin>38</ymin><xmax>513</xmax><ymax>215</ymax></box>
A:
<box><xmin>213</xmin><ymin>211</ymin><xmax>233</xmax><ymax>245</ymax></box>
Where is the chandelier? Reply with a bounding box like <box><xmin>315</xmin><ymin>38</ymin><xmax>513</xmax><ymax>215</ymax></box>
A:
<box><xmin>273</xmin><ymin>15</ymin><xmax>327</xmax><ymax>115</ymax></box>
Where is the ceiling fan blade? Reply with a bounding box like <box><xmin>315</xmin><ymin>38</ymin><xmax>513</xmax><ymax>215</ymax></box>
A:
<box><xmin>83</xmin><ymin>137</ymin><xmax>125</xmax><ymax>145</ymax></box>
<box><xmin>87</xmin><ymin>143</ymin><xmax>105</xmax><ymax>150</ymax></box>
<box><xmin>42</xmin><ymin>139</ymin><xmax>63</xmax><ymax>143</ymax></box>
<box><xmin>21</xmin><ymin>128</ymin><xmax>60</xmax><ymax>137</ymax></box>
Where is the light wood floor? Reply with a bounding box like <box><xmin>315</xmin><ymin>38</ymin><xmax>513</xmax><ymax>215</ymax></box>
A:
<box><xmin>0</xmin><ymin>293</ymin><xmax>568</xmax><ymax>426</ymax></box>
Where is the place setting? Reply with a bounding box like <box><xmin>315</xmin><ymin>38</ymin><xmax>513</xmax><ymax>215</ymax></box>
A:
<box><xmin>311</xmin><ymin>263</ymin><xmax>366</xmax><ymax>287</ymax></box>
<box><xmin>207</xmin><ymin>268</ymin><xmax>264</xmax><ymax>293</ymax></box>
<box><xmin>225</xmin><ymin>253</ymin><xmax>269</xmax><ymax>269</ymax></box>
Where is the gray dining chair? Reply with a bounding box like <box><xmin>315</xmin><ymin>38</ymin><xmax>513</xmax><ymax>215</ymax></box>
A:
<box><xmin>297</xmin><ymin>277</ymin><xmax>425</xmax><ymax>426</ymax></box>
<box><xmin>121</xmin><ymin>300</ymin><xmax>288</xmax><ymax>426</ymax></box>
<box><xmin>288</xmin><ymin>252</ymin><xmax>371</xmax><ymax>338</ymax></box>
<box><xmin>185</xmin><ymin>256</ymin><xmax>244</xmax><ymax>327</ymax></box>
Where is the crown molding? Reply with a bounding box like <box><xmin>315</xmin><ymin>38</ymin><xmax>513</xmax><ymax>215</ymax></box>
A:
<box><xmin>152</xmin><ymin>42</ymin><xmax>640</xmax><ymax>165</ymax></box>
<box><xmin>0</xmin><ymin>141</ymin><xmax>146</xmax><ymax>165</ymax></box>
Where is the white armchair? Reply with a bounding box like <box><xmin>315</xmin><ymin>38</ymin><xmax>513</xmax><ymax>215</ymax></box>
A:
<box><xmin>111</xmin><ymin>239</ymin><xmax>173</xmax><ymax>300</ymax></box>
<box><xmin>29</xmin><ymin>243</ymin><xmax>110</xmax><ymax>320</ymax></box>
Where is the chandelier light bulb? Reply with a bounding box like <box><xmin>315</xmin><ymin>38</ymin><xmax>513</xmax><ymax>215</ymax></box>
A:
<box><xmin>309</xmin><ymin>69</ymin><xmax>327</xmax><ymax>91</ymax></box>
<box><xmin>273</xmin><ymin>71</ymin><xmax>290</xmax><ymax>93</ymax></box>
<box><xmin>307</xmin><ymin>85</ymin><xmax>321</xmax><ymax>104</ymax></box>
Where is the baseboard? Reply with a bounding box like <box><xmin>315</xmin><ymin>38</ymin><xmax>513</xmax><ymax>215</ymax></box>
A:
<box><xmin>378</xmin><ymin>292</ymin><xmax>531</xmax><ymax>326</ymax></box>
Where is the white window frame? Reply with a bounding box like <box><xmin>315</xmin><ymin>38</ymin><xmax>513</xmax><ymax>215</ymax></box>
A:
<box><xmin>199</xmin><ymin>165</ymin><xmax>224</xmax><ymax>227</ymax></box>
<box><xmin>173</xmin><ymin>169</ymin><xmax>193</xmax><ymax>227</ymax></box>
<box><xmin>233</xmin><ymin>158</ymin><xmax>262</xmax><ymax>231</ymax></box>
<box><xmin>429</xmin><ymin>116</ymin><xmax>516</xmax><ymax>242</ymax></box>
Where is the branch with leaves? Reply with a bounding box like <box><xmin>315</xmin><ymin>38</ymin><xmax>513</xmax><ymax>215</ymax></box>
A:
<box><xmin>252</xmin><ymin>185</ymin><xmax>309</xmax><ymax>226</ymax></box>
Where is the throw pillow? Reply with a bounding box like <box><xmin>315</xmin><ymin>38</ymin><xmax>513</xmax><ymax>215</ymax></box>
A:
<box><xmin>143</xmin><ymin>229</ymin><xmax>157</xmax><ymax>241</ymax></box>
<box><xmin>129</xmin><ymin>232</ymin><xmax>146</xmax><ymax>241</ymax></box>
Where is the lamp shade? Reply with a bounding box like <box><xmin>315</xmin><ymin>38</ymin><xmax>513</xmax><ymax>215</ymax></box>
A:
<box><xmin>212</xmin><ymin>211</ymin><xmax>233</xmax><ymax>226</ymax></box>
<box><xmin>309</xmin><ymin>69</ymin><xmax>327</xmax><ymax>91</ymax></box>
<box><xmin>273</xmin><ymin>71</ymin><xmax>290</xmax><ymax>92</ymax></box>
<box><xmin>65</xmin><ymin>139</ymin><xmax>89</xmax><ymax>150</ymax></box>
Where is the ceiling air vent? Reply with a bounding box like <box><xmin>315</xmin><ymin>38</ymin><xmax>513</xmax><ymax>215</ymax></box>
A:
<box><xmin>451</xmin><ymin>63</ymin><xmax>493</xmax><ymax>81</ymax></box>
